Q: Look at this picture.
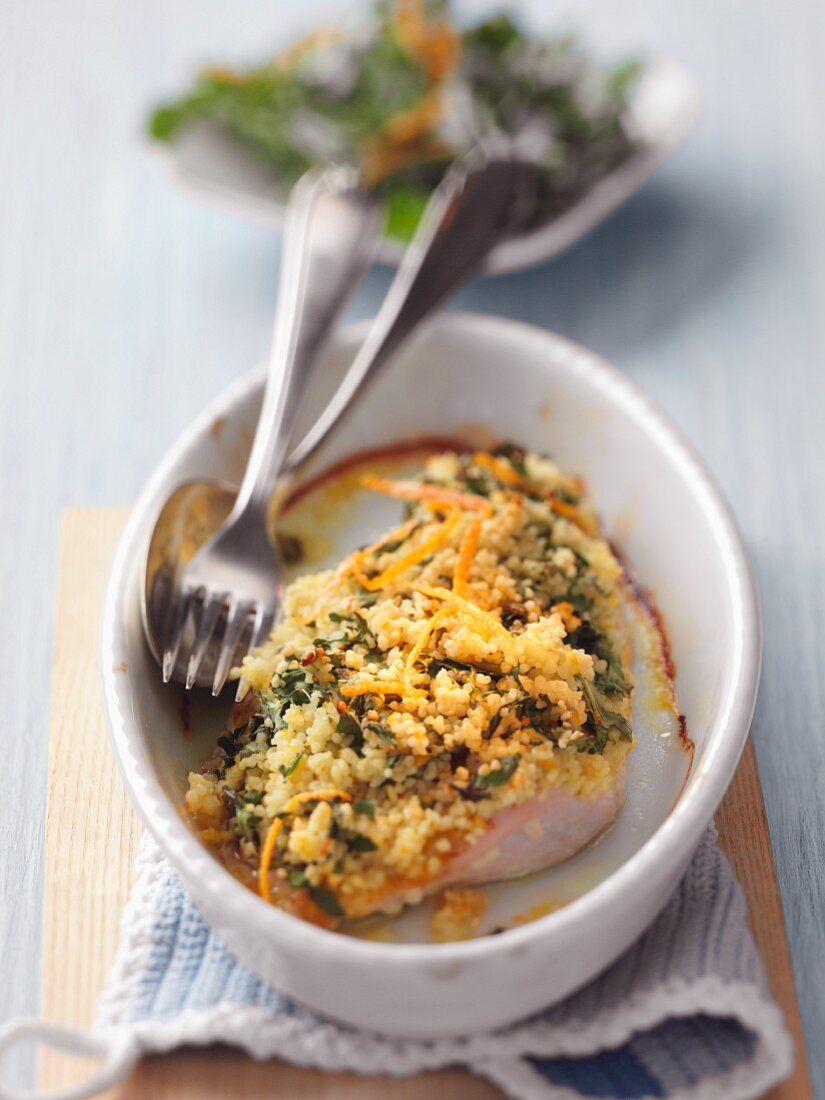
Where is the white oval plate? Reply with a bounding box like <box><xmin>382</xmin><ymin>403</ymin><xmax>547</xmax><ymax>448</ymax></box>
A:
<box><xmin>150</xmin><ymin>55</ymin><xmax>699</xmax><ymax>275</ymax></box>
<box><xmin>101</xmin><ymin>314</ymin><xmax>759</xmax><ymax>1037</ymax></box>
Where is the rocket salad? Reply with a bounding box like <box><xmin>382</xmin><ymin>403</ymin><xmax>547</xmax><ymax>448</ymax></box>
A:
<box><xmin>148</xmin><ymin>2</ymin><xmax>642</xmax><ymax>242</ymax></box>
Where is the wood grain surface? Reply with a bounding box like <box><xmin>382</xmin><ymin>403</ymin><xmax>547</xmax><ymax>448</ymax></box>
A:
<box><xmin>36</xmin><ymin>509</ymin><xmax>810</xmax><ymax>1098</ymax></box>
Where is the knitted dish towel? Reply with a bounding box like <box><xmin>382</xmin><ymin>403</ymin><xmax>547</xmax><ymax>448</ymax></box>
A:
<box><xmin>0</xmin><ymin>829</ymin><xmax>794</xmax><ymax>1100</ymax></box>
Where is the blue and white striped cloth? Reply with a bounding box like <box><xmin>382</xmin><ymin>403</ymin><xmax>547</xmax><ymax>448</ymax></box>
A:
<box><xmin>96</xmin><ymin>829</ymin><xmax>794</xmax><ymax>1100</ymax></box>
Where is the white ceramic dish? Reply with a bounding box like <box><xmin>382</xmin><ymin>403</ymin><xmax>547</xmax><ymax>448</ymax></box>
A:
<box><xmin>150</xmin><ymin>55</ymin><xmax>699</xmax><ymax>275</ymax></box>
<box><xmin>101</xmin><ymin>314</ymin><xmax>759</xmax><ymax>1037</ymax></box>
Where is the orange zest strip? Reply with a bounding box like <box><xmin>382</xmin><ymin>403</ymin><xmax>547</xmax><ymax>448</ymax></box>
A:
<box><xmin>356</xmin><ymin>508</ymin><xmax>460</xmax><ymax>591</ymax></box>
<box><xmin>340</xmin><ymin>679</ymin><xmax>424</xmax><ymax>699</ymax></box>
<box><xmin>394</xmin><ymin>0</ymin><xmax>461</xmax><ymax>82</ymax></box>
<box><xmin>258</xmin><ymin>788</ymin><xmax>351</xmax><ymax>902</ymax></box>
<box><xmin>546</xmin><ymin>493</ymin><xmax>589</xmax><ymax>532</ymax></box>
<box><xmin>471</xmin><ymin>452</ymin><xmax>524</xmax><ymax>488</ymax></box>
<box><xmin>417</xmin><ymin>586</ymin><xmax>511</xmax><ymax>641</ymax></box>
<box><xmin>361</xmin><ymin>474</ymin><xmax>493</xmax><ymax>515</ymax></box>
<box><xmin>404</xmin><ymin>606</ymin><xmax>453</xmax><ymax>685</ymax></box>
<box><xmin>453</xmin><ymin>517</ymin><xmax>482</xmax><ymax>598</ymax></box>
<box><xmin>300</xmin><ymin>517</ymin><xmax>422</xmax><ymax>623</ymax></box>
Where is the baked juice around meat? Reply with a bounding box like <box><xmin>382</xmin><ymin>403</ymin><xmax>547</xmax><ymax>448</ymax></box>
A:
<box><xmin>186</xmin><ymin>445</ymin><xmax>639</xmax><ymax>932</ymax></box>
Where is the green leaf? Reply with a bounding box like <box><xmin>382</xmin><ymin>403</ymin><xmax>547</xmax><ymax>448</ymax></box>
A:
<box><xmin>381</xmin><ymin>185</ymin><xmax>430</xmax><ymax>242</ymax></box>
<box><xmin>576</xmin><ymin>676</ymin><xmax>633</xmax><ymax>746</ymax></box>
<box><xmin>353</xmin><ymin>799</ymin><xmax>375</xmax><ymax>818</ymax></box>
<box><xmin>473</xmin><ymin>754</ymin><xmax>521</xmax><ymax>790</ymax></box>
<box><xmin>308</xmin><ymin>885</ymin><xmax>344</xmax><ymax>918</ymax></box>
<box><xmin>428</xmin><ymin>657</ymin><xmax>473</xmax><ymax>676</ymax></box>
<box><xmin>484</xmin><ymin>711</ymin><xmax>503</xmax><ymax>740</ymax></box>
<box><xmin>348</xmin><ymin>834</ymin><xmax>379</xmax><ymax>852</ymax></box>
<box><xmin>279</xmin><ymin>751</ymin><xmax>304</xmax><ymax>778</ymax></box>
<box><xmin>365</xmin><ymin>720</ymin><xmax>394</xmax><ymax>745</ymax></box>
<box><xmin>337</xmin><ymin>713</ymin><xmax>363</xmax><ymax>742</ymax></box>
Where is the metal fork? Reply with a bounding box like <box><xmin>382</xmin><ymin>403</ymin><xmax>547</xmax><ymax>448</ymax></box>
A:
<box><xmin>164</xmin><ymin>157</ymin><xmax>539</xmax><ymax>696</ymax></box>
<box><xmin>161</xmin><ymin>168</ymin><xmax>381</xmax><ymax>692</ymax></box>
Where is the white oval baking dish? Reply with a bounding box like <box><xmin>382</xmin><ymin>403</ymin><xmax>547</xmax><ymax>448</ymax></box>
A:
<box><xmin>101</xmin><ymin>313</ymin><xmax>759</xmax><ymax>1038</ymax></box>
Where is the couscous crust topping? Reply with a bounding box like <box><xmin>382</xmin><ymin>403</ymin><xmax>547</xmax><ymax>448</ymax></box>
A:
<box><xmin>186</xmin><ymin>445</ymin><xmax>634</xmax><ymax>924</ymax></box>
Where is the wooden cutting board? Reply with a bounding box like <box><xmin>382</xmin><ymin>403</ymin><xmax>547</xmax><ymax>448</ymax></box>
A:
<box><xmin>37</xmin><ymin>509</ymin><xmax>811</xmax><ymax>1098</ymax></box>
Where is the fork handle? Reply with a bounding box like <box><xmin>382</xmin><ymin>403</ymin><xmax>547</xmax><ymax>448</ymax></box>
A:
<box><xmin>232</xmin><ymin>169</ymin><xmax>380</xmax><ymax>517</ymax></box>
<box><xmin>284</xmin><ymin>158</ymin><xmax>539</xmax><ymax>475</ymax></box>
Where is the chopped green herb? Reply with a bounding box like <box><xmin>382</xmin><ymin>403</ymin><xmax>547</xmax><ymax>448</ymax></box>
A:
<box><xmin>577</xmin><ymin>676</ymin><xmax>633</xmax><ymax>744</ymax></box>
<box><xmin>428</xmin><ymin>657</ymin><xmax>473</xmax><ymax>676</ymax></box>
<box><xmin>308</xmin><ymin>885</ymin><xmax>344</xmax><ymax>918</ymax></box>
<box><xmin>485</xmin><ymin>711</ymin><xmax>503</xmax><ymax>740</ymax></box>
<box><xmin>353</xmin><ymin>799</ymin><xmax>375</xmax><ymax>818</ymax></box>
<box><xmin>365</xmin><ymin>720</ymin><xmax>394</xmax><ymax>745</ymax></box>
<box><xmin>348</xmin><ymin>833</ymin><xmax>379</xmax><ymax>853</ymax></box>
<box><xmin>286</xmin><ymin>872</ymin><xmax>345</xmax><ymax>917</ymax></box>
<box><xmin>491</xmin><ymin>441</ymin><xmax>527</xmax><ymax>476</ymax></box>
<box><xmin>337</xmin><ymin>712</ymin><xmax>364</xmax><ymax>748</ymax></box>
<box><xmin>473</xmin><ymin>755</ymin><xmax>521</xmax><ymax>790</ymax></box>
<box><xmin>279</xmin><ymin>751</ymin><xmax>304</xmax><ymax>778</ymax></box>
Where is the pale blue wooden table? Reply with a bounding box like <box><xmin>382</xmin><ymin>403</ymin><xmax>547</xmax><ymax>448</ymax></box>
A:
<box><xmin>1</xmin><ymin>0</ymin><xmax>822</xmax><ymax>1093</ymax></box>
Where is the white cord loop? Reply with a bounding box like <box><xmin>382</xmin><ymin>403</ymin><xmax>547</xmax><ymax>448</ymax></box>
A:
<box><xmin>0</xmin><ymin>1019</ymin><xmax>136</xmax><ymax>1100</ymax></box>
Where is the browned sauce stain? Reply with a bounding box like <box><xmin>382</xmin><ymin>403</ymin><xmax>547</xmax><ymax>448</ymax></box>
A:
<box><xmin>210</xmin><ymin>415</ymin><xmax>226</xmax><ymax>440</ymax></box>
<box><xmin>677</xmin><ymin>713</ymin><xmax>693</xmax><ymax>753</ymax></box>
<box><xmin>112</xmin><ymin>662</ymin><xmax>127</xmax><ymax>673</ymax></box>
<box><xmin>282</xmin><ymin>434</ymin><xmax>487</xmax><ymax>512</ymax></box>
<box><xmin>609</xmin><ymin>540</ymin><xmax>695</xmax><ymax>764</ymax></box>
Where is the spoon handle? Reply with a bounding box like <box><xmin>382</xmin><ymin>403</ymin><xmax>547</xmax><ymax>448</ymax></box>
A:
<box><xmin>232</xmin><ymin>169</ymin><xmax>380</xmax><ymax>517</ymax></box>
<box><xmin>285</xmin><ymin>158</ymin><xmax>539</xmax><ymax>475</ymax></box>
